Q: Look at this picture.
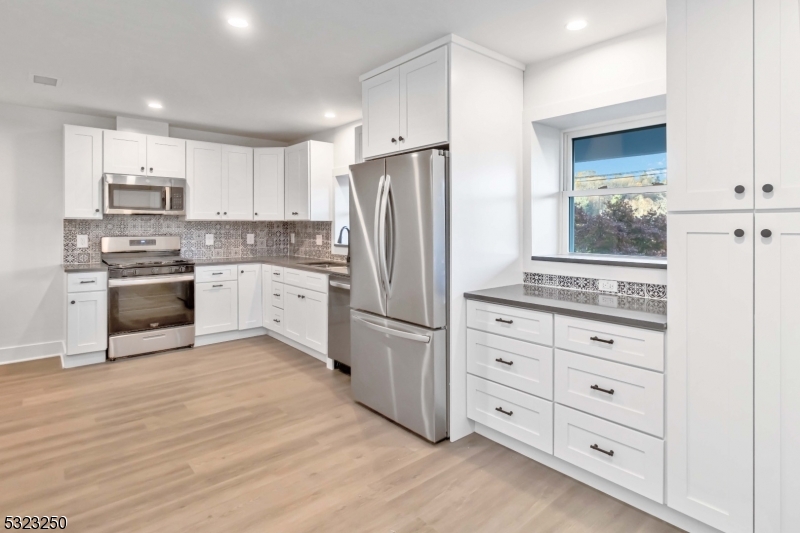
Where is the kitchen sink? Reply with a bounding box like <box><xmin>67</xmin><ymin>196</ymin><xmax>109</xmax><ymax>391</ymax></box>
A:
<box><xmin>300</xmin><ymin>261</ymin><xmax>347</xmax><ymax>270</ymax></box>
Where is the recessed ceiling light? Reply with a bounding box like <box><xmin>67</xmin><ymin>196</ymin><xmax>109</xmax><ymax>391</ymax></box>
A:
<box><xmin>566</xmin><ymin>20</ymin><xmax>588</xmax><ymax>31</ymax></box>
<box><xmin>148</xmin><ymin>102</ymin><xmax>163</xmax><ymax>109</ymax></box>
<box><xmin>228</xmin><ymin>18</ymin><xmax>248</xmax><ymax>28</ymax></box>
<box><xmin>324</xmin><ymin>112</ymin><xmax>336</xmax><ymax>118</ymax></box>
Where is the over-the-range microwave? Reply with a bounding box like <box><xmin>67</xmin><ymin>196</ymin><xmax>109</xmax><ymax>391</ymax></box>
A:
<box><xmin>104</xmin><ymin>174</ymin><xmax>186</xmax><ymax>215</ymax></box>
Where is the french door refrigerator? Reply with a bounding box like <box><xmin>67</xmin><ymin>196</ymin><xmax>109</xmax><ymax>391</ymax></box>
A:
<box><xmin>349</xmin><ymin>149</ymin><xmax>448</xmax><ymax>443</ymax></box>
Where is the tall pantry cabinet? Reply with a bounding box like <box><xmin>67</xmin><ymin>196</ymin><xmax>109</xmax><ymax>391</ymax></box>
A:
<box><xmin>667</xmin><ymin>1</ymin><xmax>800</xmax><ymax>532</ymax></box>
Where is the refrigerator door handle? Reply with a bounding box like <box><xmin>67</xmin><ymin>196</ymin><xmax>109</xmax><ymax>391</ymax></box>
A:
<box><xmin>355</xmin><ymin>317</ymin><xmax>431</xmax><ymax>344</ymax></box>
<box><xmin>373</xmin><ymin>174</ymin><xmax>387</xmax><ymax>295</ymax></box>
<box><xmin>378</xmin><ymin>174</ymin><xmax>393</xmax><ymax>296</ymax></box>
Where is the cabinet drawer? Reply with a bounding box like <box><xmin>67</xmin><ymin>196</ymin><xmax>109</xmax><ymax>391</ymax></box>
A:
<box><xmin>466</xmin><ymin>300</ymin><xmax>553</xmax><ymax>346</ymax></box>
<box><xmin>196</xmin><ymin>265</ymin><xmax>237</xmax><ymax>283</ymax></box>
<box><xmin>554</xmin><ymin>350</ymin><xmax>664</xmax><ymax>437</ymax></box>
<box><xmin>554</xmin><ymin>316</ymin><xmax>664</xmax><ymax>371</ymax></box>
<box><xmin>284</xmin><ymin>268</ymin><xmax>328</xmax><ymax>294</ymax></box>
<box><xmin>271</xmin><ymin>266</ymin><xmax>285</xmax><ymax>282</ymax></box>
<box><xmin>467</xmin><ymin>329</ymin><xmax>553</xmax><ymax>400</ymax></box>
<box><xmin>554</xmin><ymin>405</ymin><xmax>664</xmax><ymax>503</ymax></box>
<box><xmin>269</xmin><ymin>282</ymin><xmax>284</xmax><ymax>309</ymax></box>
<box><xmin>467</xmin><ymin>374</ymin><xmax>553</xmax><ymax>454</ymax></box>
<box><xmin>67</xmin><ymin>271</ymin><xmax>108</xmax><ymax>293</ymax></box>
<box><xmin>266</xmin><ymin>307</ymin><xmax>284</xmax><ymax>334</ymax></box>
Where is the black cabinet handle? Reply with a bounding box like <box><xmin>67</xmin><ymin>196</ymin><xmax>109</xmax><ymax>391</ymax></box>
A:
<box><xmin>149</xmin><ymin>167</ymin><xmax>153</xmax><ymax>172</ymax></box>
<box><xmin>70</xmin><ymin>300</ymin><xmax>75</xmax><ymax>305</ymax></box>
<box><xmin>274</xmin><ymin>318</ymin><xmax>281</xmax><ymax>323</ymax></box>
<box><xmin>212</xmin><ymin>284</ymin><xmax>223</xmax><ymax>288</ymax></box>
<box><xmin>79</xmin><ymin>280</ymin><xmax>96</xmax><ymax>284</ymax></box>
<box><xmin>95</xmin><ymin>209</ymin><xmax>99</xmax><ymax>213</ymax></box>
<box><xmin>495</xmin><ymin>318</ymin><xmax>513</xmax><ymax>324</ymax></box>
<box><xmin>274</xmin><ymin>272</ymin><xmax>281</xmax><ymax>276</ymax></box>
<box><xmin>292</xmin><ymin>211</ymin><xmax>298</xmax><ymax>215</ymax></box>
<box><xmin>140</xmin><ymin>166</ymin><xmax>145</xmax><ymax>172</ymax></box>
<box><xmin>255</xmin><ymin>212</ymin><xmax>258</xmax><ymax>216</ymax></box>
<box><xmin>763</xmin><ymin>183</ymin><xmax>774</xmax><ymax>193</ymax></box>
<box><xmin>273</xmin><ymin>293</ymin><xmax>280</xmax><ymax>297</ymax></box>
<box><xmin>591</xmin><ymin>384</ymin><xmax>615</xmax><ymax>395</ymax></box>
<box><xmin>241</xmin><ymin>270</ymin><xmax>244</xmax><ymax>274</ymax></box>
<box><xmin>734</xmin><ymin>229</ymin><xmax>745</xmax><ymax>238</ymax></box>
<box><xmin>734</xmin><ymin>185</ymin><xmax>745</xmax><ymax>194</ymax></box>
<box><xmin>223</xmin><ymin>212</ymin><xmax>227</xmax><ymax>215</ymax></box>
<box><xmin>217</xmin><ymin>212</ymin><xmax>220</xmax><ymax>215</ymax></box>
<box><xmin>212</xmin><ymin>273</ymin><xmax>223</xmax><ymax>275</ymax></box>
<box><xmin>761</xmin><ymin>229</ymin><xmax>772</xmax><ymax>238</ymax></box>
<box><xmin>398</xmin><ymin>136</ymin><xmax>405</xmax><ymax>142</ymax></box>
<box><xmin>495</xmin><ymin>357</ymin><xmax>514</xmax><ymax>366</ymax></box>
<box><xmin>495</xmin><ymin>407</ymin><xmax>513</xmax><ymax>416</ymax></box>
<box><xmin>590</xmin><ymin>336</ymin><xmax>614</xmax><ymax>345</ymax></box>
<box><xmin>590</xmin><ymin>444</ymin><xmax>614</xmax><ymax>457</ymax></box>
<box><xmin>391</xmin><ymin>138</ymin><xmax>397</xmax><ymax>143</ymax></box>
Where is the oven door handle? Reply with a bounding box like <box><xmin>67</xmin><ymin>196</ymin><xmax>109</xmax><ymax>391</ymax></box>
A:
<box><xmin>109</xmin><ymin>274</ymin><xmax>195</xmax><ymax>287</ymax></box>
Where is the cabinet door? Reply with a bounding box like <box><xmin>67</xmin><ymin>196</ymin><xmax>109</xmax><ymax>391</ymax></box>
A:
<box><xmin>195</xmin><ymin>281</ymin><xmax>238</xmax><ymax>335</ymax></box>
<box><xmin>237</xmin><ymin>264</ymin><xmax>262</xmax><ymax>330</ymax></box>
<box><xmin>261</xmin><ymin>265</ymin><xmax>272</xmax><ymax>328</ymax></box>
<box><xmin>755</xmin><ymin>0</ymin><xmax>800</xmax><ymax>209</ymax></box>
<box><xmin>399</xmin><ymin>46</ymin><xmax>448</xmax><ymax>152</ymax></box>
<box><xmin>282</xmin><ymin>284</ymin><xmax>305</xmax><ymax>344</ymax></box>
<box><xmin>755</xmin><ymin>213</ymin><xmax>800</xmax><ymax>532</ymax></box>
<box><xmin>667</xmin><ymin>0</ymin><xmax>754</xmax><ymax>211</ymax></box>
<box><xmin>64</xmin><ymin>125</ymin><xmax>103</xmax><ymax>219</ymax></box>
<box><xmin>303</xmin><ymin>288</ymin><xmax>328</xmax><ymax>354</ymax></box>
<box><xmin>667</xmin><ymin>213</ymin><xmax>754</xmax><ymax>533</ymax></box>
<box><xmin>285</xmin><ymin>142</ymin><xmax>309</xmax><ymax>220</ymax></box>
<box><xmin>103</xmin><ymin>130</ymin><xmax>147</xmax><ymax>175</ymax></box>
<box><xmin>186</xmin><ymin>141</ymin><xmax>222</xmax><ymax>220</ymax></box>
<box><xmin>67</xmin><ymin>291</ymin><xmax>107</xmax><ymax>355</ymax></box>
<box><xmin>254</xmin><ymin>148</ymin><xmax>285</xmax><ymax>220</ymax></box>
<box><xmin>222</xmin><ymin>145</ymin><xmax>253</xmax><ymax>220</ymax></box>
<box><xmin>362</xmin><ymin>67</ymin><xmax>400</xmax><ymax>159</ymax></box>
<box><xmin>146</xmin><ymin>135</ymin><xmax>185</xmax><ymax>178</ymax></box>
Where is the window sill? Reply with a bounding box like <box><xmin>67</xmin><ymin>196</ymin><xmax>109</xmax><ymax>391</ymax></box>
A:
<box><xmin>531</xmin><ymin>254</ymin><xmax>667</xmax><ymax>269</ymax></box>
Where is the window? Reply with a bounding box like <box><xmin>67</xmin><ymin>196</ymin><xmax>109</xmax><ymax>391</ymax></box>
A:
<box><xmin>564</xmin><ymin>121</ymin><xmax>667</xmax><ymax>257</ymax></box>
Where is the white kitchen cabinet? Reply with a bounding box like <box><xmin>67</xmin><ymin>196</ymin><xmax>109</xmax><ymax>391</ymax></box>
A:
<box><xmin>67</xmin><ymin>290</ymin><xmax>107</xmax><ymax>355</ymax></box>
<box><xmin>103</xmin><ymin>130</ymin><xmax>147</xmax><ymax>175</ymax></box>
<box><xmin>755</xmin><ymin>0</ymin><xmax>800</xmax><ymax>210</ymax></box>
<box><xmin>284</xmin><ymin>141</ymin><xmax>333</xmax><ymax>221</ymax></box>
<box><xmin>362</xmin><ymin>67</ymin><xmax>400</xmax><ymax>159</ymax></box>
<box><xmin>755</xmin><ymin>213</ymin><xmax>800</xmax><ymax>533</ymax></box>
<box><xmin>186</xmin><ymin>141</ymin><xmax>223</xmax><ymax>220</ymax></box>
<box><xmin>146</xmin><ymin>135</ymin><xmax>185</xmax><ymax>179</ymax></box>
<box><xmin>667</xmin><ymin>0</ymin><xmax>754</xmax><ymax>211</ymax></box>
<box><xmin>237</xmin><ymin>264</ymin><xmax>262</xmax><ymax>330</ymax></box>
<box><xmin>221</xmin><ymin>145</ymin><xmax>253</xmax><ymax>220</ymax></box>
<box><xmin>254</xmin><ymin>147</ymin><xmax>285</xmax><ymax>220</ymax></box>
<box><xmin>282</xmin><ymin>283</ymin><xmax>328</xmax><ymax>354</ymax></box>
<box><xmin>195</xmin><ymin>280</ymin><xmax>238</xmax><ymax>335</ymax></box>
<box><xmin>64</xmin><ymin>125</ymin><xmax>103</xmax><ymax>219</ymax></box>
<box><xmin>666</xmin><ymin>213</ymin><xmax>754</xmax><ymax>533</ymax></box>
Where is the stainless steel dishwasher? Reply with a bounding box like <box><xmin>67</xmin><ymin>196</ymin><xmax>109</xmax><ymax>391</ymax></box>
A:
<box><xmin>328</xmin><ymin>278</ymin><xmax>351</xmax><ymax>369</ymax></box>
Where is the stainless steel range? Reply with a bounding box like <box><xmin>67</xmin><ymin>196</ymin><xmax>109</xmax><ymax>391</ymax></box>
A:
<box><xmin>102</xmin><ymin>236</ymin><xmax>195</xmax><ymax>359</ymax></box>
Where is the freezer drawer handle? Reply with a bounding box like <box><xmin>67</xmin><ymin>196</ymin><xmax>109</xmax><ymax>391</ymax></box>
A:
<box><xmin>590</xmin><ymin>336</ymin><xmax>614</xmax><ymax>345</ymax></box>
<box><xmin>590</xmin><ymin>384</ymin><xmax>615</xmax><ymax>395</ymax></box>
<box><xmin>356</xmin><ymin>317</ymin><xmax>431</xmax><ymax>344</ymax></box>
<box><xmin>590</xmin><ymin>444</ymin><xmax>615</xmax><ymax>457</ymax></box>
<box><xmin>495</xmin><ymin>358</ymin><xmax>514</xmax><ymax>366</ymax></box>
<box><xmin>495</xmin><ymin>318</ymin><xmax>513</xmax><ymax>324</ymax></box>
<box><xmin>495</xmin><ymin>407</ymin><xmax>513</xmax><ymax>416</ymax></box>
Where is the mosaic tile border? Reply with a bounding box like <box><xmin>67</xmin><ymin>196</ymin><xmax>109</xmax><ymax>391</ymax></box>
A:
<box><xmin>524</xmin><ymin>272</ymin><xmax>667</xmax><ymax>301</ymax></box>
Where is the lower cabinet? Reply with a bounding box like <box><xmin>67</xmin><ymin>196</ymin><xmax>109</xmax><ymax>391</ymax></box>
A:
<box><xmin>237</xmin><ymin>264</ymin><xmax>262</xmax><ymax>330</ymax></box>
<box><xmin>196</xmin><ymin>280</ymin><xmax>238</xmax><ymax>335</ymax></box>
<box><xmin>283</xmin><ymin>283</ymin><xmax>328</xmax><ymax>354</ymax></box>
<box><xmin>67</xmin><ymin>290</ymin><xmax>107</xmax><ymax>355</ymax></box>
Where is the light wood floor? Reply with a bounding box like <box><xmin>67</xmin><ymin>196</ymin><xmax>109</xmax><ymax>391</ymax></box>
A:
<box><xmin>0</xmin><ymin>337</ymin><xmax>682</xmax><ymax>532</ymax></box>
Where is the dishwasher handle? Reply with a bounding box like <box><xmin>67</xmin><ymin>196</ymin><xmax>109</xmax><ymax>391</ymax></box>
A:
<box><xmin>330</xmin><ymin>280</ymin><xmax>350</xmax><ymax>290</ymax></box>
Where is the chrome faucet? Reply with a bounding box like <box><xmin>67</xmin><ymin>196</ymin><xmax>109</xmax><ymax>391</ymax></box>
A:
<box><xmin>337</xmin><ymin>226</ymin><xmax>350</xmax><ymax>244</ymax></box>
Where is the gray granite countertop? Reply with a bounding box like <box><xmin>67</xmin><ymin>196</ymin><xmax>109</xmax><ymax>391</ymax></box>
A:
<box><xmin>63</xmin><ymin>263</ymin><xmax>108</xmax><ymax>273</ymax></box>
<box><xmin>464</xmin><ymin>284</ymin><xmax>666</xmax><ymax>331</ymax></box>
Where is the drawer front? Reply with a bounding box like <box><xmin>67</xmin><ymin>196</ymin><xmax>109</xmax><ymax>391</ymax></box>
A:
<box><xmin>271</xmin><ymin>266</ymin><xmax>285</xmax><ymax>282</ymax></box>
<box><xmin>284</xmin><ymin>267</ymin><xmax>304</xmax><ymax>288</ymax></box>
<box><xmin>266</xmin><ymin>306</ymin><xmax>284</xmax><ymax>333</ymax></box>
<box><xmin>467</xmin><ymin>374</ymin><xmax>553</xmax><ymax>454</ymax></box>
<box><xmin>67</xmin><ymin>271</ymin><xmax>108</xmax><ymax>293</ymax></box>
<box><xmin>554</xmin><ymin>404</ymin><xmax>664</xmax><ymax>503</ymax></box>
<box><xmin>303</xmin><ymin>270</ymin><xmax>328</xmax><ymax>294</ymax></box>
<box><xmin>467</xmin><ymin>300</ymin><xmax>553</xmax><ymax>346</ymax></box>
<box><xmin>554</xmin><ymin>316</ymin><xmax>664</xmax><ymax>371</ymax></box>
<box><xmin>467</xmin><ymin>329</ymin><xmax>553</xmax><ymax>400</ymax></box>
<box><xmin>554</xmin><ymin>350</ymin><xmax>664</xmax><ymax>437</ymax></box>
<box><xmin>270</xmin><ymin>282</ymin><xmax>284</xmax><ymax>309</ymax></box>
<box><xmin>196</xmin><ymin>265</ymin><xmax>237</xmax><ymax>283</ymax></box>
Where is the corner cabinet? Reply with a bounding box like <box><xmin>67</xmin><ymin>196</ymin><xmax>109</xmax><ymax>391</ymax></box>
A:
<box><xmin>186</xmin><ymin>141</ymin><xmax>253</xmax><ymax>221</ymax></box>
<box><xmin>285</xmin><ymin>141</ymin><xmax>333</xmax><ymax>221</ymax></box>
<box><xmin>254</xmin><ymin>148</ymin><xmax>285</xmax><ymax>220</ymax></box>
<box><xmin>362</xmin><ymin>45</ymin><xmax>448</xmax><ymax>159</ymax></box>
<box><xmin>64</xmin><ymin>125</ymin><xmax>103</xmax><ymax>219</ymax></box>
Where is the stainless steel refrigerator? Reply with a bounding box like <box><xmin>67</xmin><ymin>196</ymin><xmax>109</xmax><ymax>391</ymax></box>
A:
<box><xmin>349</xmin><ymin>149</ymin><xmax>448</xmax><ymax>443</ymax></box>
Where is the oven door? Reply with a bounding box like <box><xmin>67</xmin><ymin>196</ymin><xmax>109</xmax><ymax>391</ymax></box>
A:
<box><xmin>108</xmin><ymin>274</ymin><xmax>195</xmax><ymax>336</ymax></box>
<box><xmin>104</xmin><ymin>174</ymin><xmax>186</xmax><ymax>215</ymax></box>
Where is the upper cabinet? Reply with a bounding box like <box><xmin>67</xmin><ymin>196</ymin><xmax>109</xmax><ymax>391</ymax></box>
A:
<box><xmin>221</xmin><ymin>145</ymin><xmax>253</xmax><ymax>220</ymax></box>
<box><xmin>254</xmin><ymin>147</ymin><xmax>285</xmax><ymax>221</ymax></box>
<box><xmin>186</xmin><ymin>141</ymin><xmax>253</xmax><ymax>221</ymax></box>
<box><xmin>102</xmin><ymin>130</ymin><xmax>185</xmax><ymax>179</ymax></box>
<box><xmin>64</xmin><ymin>125</ymin><xmax>103</xmax><ymax>219</ymax></box>
<box><xmin>667</xmin><ymin>0</ymin><xmax>754</xmax><ymax>211</ymax></box>
<box><xmin>362</xmin><ymin>46</ymin><xmax>448</xmax><ymax>159</ymax></box>
<box><xmin>285</xmin><ymin>140</ymin><xmax>333</xmax><ymax>221</ymax></box>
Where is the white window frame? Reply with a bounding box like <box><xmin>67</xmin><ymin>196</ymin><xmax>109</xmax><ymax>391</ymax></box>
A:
<box><xmin>559</xmin><ymin>114</ymin><xmax>668</xmax><ymax>256</ymax></box>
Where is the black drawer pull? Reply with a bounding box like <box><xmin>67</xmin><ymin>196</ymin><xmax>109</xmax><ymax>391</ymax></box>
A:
<box><xmin>495</xmin><ymin>318</ymin><xmax>513</xmax><ymax>324</ymax></box>
<box><xmin>212</xmin><ymin>284</ymin><xmax>223</xmax><ymax>288</ymax></box>
<box><xmin>590</xmin><ymin>444</ymin><xmax>614</xmax><ymax>457</ymax></box>
<box><xmin>495</xmin><ymin>357</ymin><xmax>514</xmax><ymax>366</ymax></box>
<box><xmin>212</xmin><ymin>272</ymin><xmax>223</xmax><ymax>275</ymax></box>
<box><xmin>495</xmin><ymin>407</ymin><xmax>513</xmax><ymax>416</ymax></box>
<box><xmin>273</xmin><ymin>293</ymin><xmax>281</xmax><ymax>297</ymax></box>
<box><xmin>274</xmin><ymin>319</ymin><xmax>281</xmax><ymax>323</ymax></box>
<box><xmin>590</xmin><ymin>384</ymin><xmax>615</xmax><ymax>395</ymax></box>
<box><xmin>590</xmin><ymin>336</ymin><xmax>614</xmax><ymax>345</ymax></box>
<box><xmin>79</xmin><ymin>280</ymin><xmax>96</xmax><ymax>284</ymax></box>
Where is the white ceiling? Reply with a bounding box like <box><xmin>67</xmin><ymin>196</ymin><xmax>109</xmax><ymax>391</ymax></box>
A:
<box><xmin>0</xmin><ymin>0</ymin><xmax>665</xmax><ymax>142</ymax></box>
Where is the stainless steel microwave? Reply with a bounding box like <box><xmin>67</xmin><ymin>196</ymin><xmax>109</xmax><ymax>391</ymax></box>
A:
<box><xmin>104</xmin><ymin>174</ymin><xmax>186</xmax><ymax>215</ymax></box>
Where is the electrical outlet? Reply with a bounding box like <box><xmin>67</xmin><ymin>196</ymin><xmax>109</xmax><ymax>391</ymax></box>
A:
<box><xmin>246</xmin><ymin>233</ymin><xmax>255</xmax><ymax>245</ymax></box>
<box><xmin>598</xmin><ymin>279</ymin><xmax>618</xmax><ymax>293</ymax></box>
<box><xmin>316</xmin><ymin>235</ymin><xmax>323</xmax><ymax>245</ymax></box>
<box><xmin>205</xmin><ymin>234</ymin><xmax>214</xmax><ymax>246</ymax></box>
<box><xmin>290</xmin><ymin>233</ymin><xmax>295</xmax><ymax>244</ymax></box>
<box><xmin>76</xmin><ymin>235</ymin><xmax>88</xmax><ymax>248</ymax></box>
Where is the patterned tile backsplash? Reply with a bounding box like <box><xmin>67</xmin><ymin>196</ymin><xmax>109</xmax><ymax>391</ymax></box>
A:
<box><xmin>523</xmin><ymin>272</ymin><xmax>667</xmax><ymax>301</ymax></box>
<box><xmin>63</xmin><ymin>216</ymin><xmax>346</xmax><ymax>264</ymax></box>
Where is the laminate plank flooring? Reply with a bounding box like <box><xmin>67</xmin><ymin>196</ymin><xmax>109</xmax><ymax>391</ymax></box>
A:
<box><xmin>0</xmin><ymin>337</ymin><xmax>682</xmax><ymax>532</ymax></box>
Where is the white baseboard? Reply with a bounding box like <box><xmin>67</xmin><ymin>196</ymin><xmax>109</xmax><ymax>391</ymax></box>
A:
<box><xmin>265</xmin><ymin>330</ymin><xmax>327</xmax><ymax>363</ymax></box>
<box><xmin>474</xmin><ymin>423</ymin><xmax>722</xmax><ymax>533</ymax></box>
<box><xmin>0</xmin><ymin>341</ymin><xmax>64</xmax><ymax>366</ymax></box>
<box><xmin>195</xmin><ymin>328</ymin><xmax>268</xmax><ymax>347</ymax></box>
<box><xmin>61</xmin><ymin>350</ymin><xmax>106</xmax><ymax>369</ymax></box>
